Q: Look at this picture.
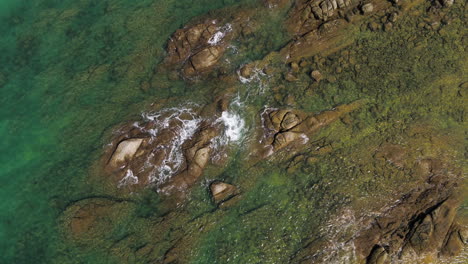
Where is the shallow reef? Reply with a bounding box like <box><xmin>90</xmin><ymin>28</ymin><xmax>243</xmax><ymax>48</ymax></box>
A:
<box><xmin>0</xmin><ymin>0</ymin><xmax>466</xmax><ymax>263</ymax></box>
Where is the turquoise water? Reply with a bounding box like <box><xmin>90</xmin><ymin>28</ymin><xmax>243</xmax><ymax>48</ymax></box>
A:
<box><xmin>0</xmin><ymin>0</ymin><xmax>259</xmax><ymax>262</ymax></box>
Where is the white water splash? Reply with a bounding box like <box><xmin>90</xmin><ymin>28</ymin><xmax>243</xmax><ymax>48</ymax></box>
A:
<box><xmin>219</xmin><ymin>111</ymin><xmax>245</xmax><ymax>142</ymax></box>
<box><xmin>118</xmin><ymin>169</ymin><xmax>139</xmax><ymax>187</ymax></box>
<box><xmin>208</xmin><ymin>23</ymin><xmax>232</xmax><ymax>45</ymax></box>
<box><xmin>237</xmin><ymin>65</ymin><xmax>271</xmax><ymax>95</ymax></box>
<box><xmin>136</xmin><ymin>107</ymin><xmax>203</xmax><ymax>185</ymax></box>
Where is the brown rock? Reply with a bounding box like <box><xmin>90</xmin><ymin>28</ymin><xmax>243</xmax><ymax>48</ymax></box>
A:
<box><xmin>285</xmin><ymin>72</ymin><xmax>299</xmax><ymax>82</ymax></box>
<box><xmin>273</xmin><ymin>131</ymin><xmax>302</xmax><ymax>150</ymax></box>
<box><xmin>310</xmin><ymin>70</ymin><xmax>323</xmax><ymax>82</ymax></box>
<box><xmin>281</xmin><ymin>112</ymin><xmax>300</xmax><ymax>130</ymax></box>
<box><xmin>430</xmin><ymin>198</ymin><xmax>458</xmax><ymax>249</ymax></box>
<box><xmin>189</xmin><ymin>46</ymin><xmax>224</xmax><ymax>72</ymax></box>
<box><xmin>361</xmin><ymin>3</ymin><xmax>374</xmax><ymax>14</ymax></box>
<box><xmin>367</xmin><ymin>245</ymin><xmax>389</xmax><ymax>264</ymax></box>
<box><xmin>441</xmin><ymin>228</ymin><xmax>464</xmax><ymax>256</ymax></box>
<box><xmin>410</xmin><ymin>214</ymin><xmax>434</xmax><ymax>252</ymax></box>
<box><xmin>240</xmin><ymin>64</ymin><xmax>254</xmax><ymax>79</ymax></box>
<box><xmin>108</xmin><ymin>138</ymin><xmax>145</xmax><ymax>168</ymax></box>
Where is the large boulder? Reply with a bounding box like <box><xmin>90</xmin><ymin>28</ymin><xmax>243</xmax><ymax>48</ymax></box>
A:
<box><xmin>183</xmin><ymin>46</ymin><xmax>224</xmax><ymax>75</ymax></box>
<box><xmin>165</xmin><ymin>20</ymin><xmax>234</xmax><ymax>77</ymax></box>
<box><xmin>108</xmin><ymin>138</ymin><xmax>145</xmax><ymax>167</ymax></box>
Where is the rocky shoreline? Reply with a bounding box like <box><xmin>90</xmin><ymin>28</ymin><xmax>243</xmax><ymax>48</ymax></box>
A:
<box><xmin>60</xmin><ymin>0</ymin><xmax>466</xmax><ymax>263</ymax></box>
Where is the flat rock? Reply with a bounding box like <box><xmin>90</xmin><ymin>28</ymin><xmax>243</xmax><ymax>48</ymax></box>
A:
<box><xmin>210</xmin><ymin>181</ymin><xmax>238</xmax><ymax>203</ymax></box>
<box><xmin>188</xmin><ymin>46</ymin><xmax>223</xmax><ymax>72</ymax></box>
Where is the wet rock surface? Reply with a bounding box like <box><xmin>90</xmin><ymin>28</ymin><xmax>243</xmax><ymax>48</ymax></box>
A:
<box><xmin>103</xmin><ymin>99</ymin><xmax>240</xmax><ymax>194</ymax></box>
<box><xmin>55</xmin><ymin>0</ymin><xmax>467</xmax><ymax>263</ymax></box>
<box><xmin>257</xmin><ymin>101</ymin><xmax>361</xmax><ymax>157</ymax></box>
<box><xmin>165</xmin><ymin>21</ymin><xmax>233</xmax><ymax>77</ymax></box>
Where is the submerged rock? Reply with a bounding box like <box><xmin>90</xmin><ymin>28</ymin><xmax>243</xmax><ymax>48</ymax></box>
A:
<box><xmin>62</xmin><ymin>198</ymin><xmax>131</xmax><ymax>240</ymax></box>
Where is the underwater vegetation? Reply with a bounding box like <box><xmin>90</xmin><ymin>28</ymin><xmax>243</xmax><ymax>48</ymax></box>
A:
<box><xmin>0</xmin><ymin>0</ymin><xmax>466</xmax><ymax>263</ymax></box>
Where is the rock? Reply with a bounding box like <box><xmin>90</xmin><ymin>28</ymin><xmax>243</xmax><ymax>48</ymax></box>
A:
<box><xmin>257</xmin><ymin>101</ymin><xmax>362</xmax><ymax>157</ymax></box>
<box><xmin>63</xmin><ymin>198</ymin><xmax>130</xmax><ymax>239</ymax></box>
<box><xmin>310</xmin><ymin>70</ymin><xmax>323</xmax><ymax>82</ymax></box>
<box><xmin>165</xmin><ymin>20</ymin><xmax>235</xmax><ymax>77</ymax></box>
<box><xmin>240</xmin><ymin>64</ymin><xmax>254</xmax><ymax>79</ymax></box>
<box><xmin>284</xmin><ymin>95</ymin><xmax>296</xmax><ymax>106</ymax></box>
<box><xmin>366</xmin><ymin>245</ymin><xmax>389</xmax><ymax>264</ymax></box>
<box><xmin>281</xmin><ymin>112</ymin><xmax>300</xmax><ymax>130</ymax></box>
<box><xmin>210</xmin><ymin>181</ymin><xmax>238</xmax><ymax>203</ymax></box>
<box><xmin>441</xmin><ymin>228</ymin><xmax>464</xmax><ymax>256</ymax></box>
<box><xmin>384</xmin><ymin>22</ymin><xmax>393</xmax><ymax>32</ymax></box>
<box><xmin>410</xmin><ymin>214</ymin><xmax>433</xmax><ymax>252</ymax></box>
<box><xmin>108</xmin><ymin>138</ymin><xmax>144</xmax><ymax>167</ymax></box>
<box><xmin>290</xmin><ymin>62</ymin><xmax>300</xmax><ymax>72</ymax></box>
<box><xmin>273</xmin><ymin>131</ymin><xmax>303</xmax><ymax>150</ymax></box>
<box><xmin>361</xmin><ymin>3</ymin><xmax>374</xmax><ymax>14</ymax></box>
<box><xmin>430</xmin><ymin>199</ymin><xmax>458</xmax><ymax>249</ymax></box>
<box><xmin>105</xmin><ymin>106</ymin><xmax>226</xmax><ymax>194</ymax></box>
<box><xmin>166</xmin><ymin>23</ymin><xmax>217</xmax><ymax>65</ymax></box>
<box><xmin>186</xmin><ymin>46</ymin><xmax>224</xmax><ymax>73</ymax></box>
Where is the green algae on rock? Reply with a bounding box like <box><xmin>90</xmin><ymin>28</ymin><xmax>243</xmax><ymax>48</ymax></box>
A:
<box><xmin>1</xmin><ymin>0</ymin><xmax>466</xmax><ymax>263</ymax></box>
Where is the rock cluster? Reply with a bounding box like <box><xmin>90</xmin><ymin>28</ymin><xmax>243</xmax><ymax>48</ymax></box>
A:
<box><xmin>166</xmin><ymin>21</ymin><xmax>233</xmax><ymax>76</ymax></box>
<box><xmin>259</xmin><ymin>101</ymin><xmax>361</xmax><ymax>157</ymax></box>
<box><xmin>105</xmin><ymin>109</ymin><xmax>221</xmax><ymax>194</ymax></box>
<box><xmin>310</xmin><ymin>0</ymin><xmax>353</xmax><ymax>21</ymax></box>
<box><xmin>356</xmin><ymin>156</ymin><xmax>466</xmax><ymax>263</ymax></box>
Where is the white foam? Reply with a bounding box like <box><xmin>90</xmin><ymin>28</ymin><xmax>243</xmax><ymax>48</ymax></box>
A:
<box><xmin>219</xmin><ymin>111</ymin><xmax>245</xmax><ymax>142</ymax></box>
<box><xmin>236</xmin><ymin>65</ymin><xmax>270</xmax><ymax>94</ymax></box>
<box><xmin>208</xmin><ymin>23</ymin><xmax>232</xmax><ymax>45</ymax></box>
<box><xmin>118</xmin><ymin>169</ymin><xmax>139</xmax><ymax>187</ymax></box>
<box><xmin>139</xmin><ymin>107</ymin><xmax>203</xmax><ymax>185</ymax></box>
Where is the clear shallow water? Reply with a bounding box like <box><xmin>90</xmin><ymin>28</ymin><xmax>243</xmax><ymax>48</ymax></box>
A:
<box><xmin>0</xmin><ymin>0</ymin><xmax>258</xmax><ymax>262</ymax></box>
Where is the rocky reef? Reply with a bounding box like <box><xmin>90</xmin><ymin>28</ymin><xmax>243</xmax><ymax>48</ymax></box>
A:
<box><xmin>53</xmin><ymin>0</ymin><xmax>466</xmax><ymax>263</ymax></box>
